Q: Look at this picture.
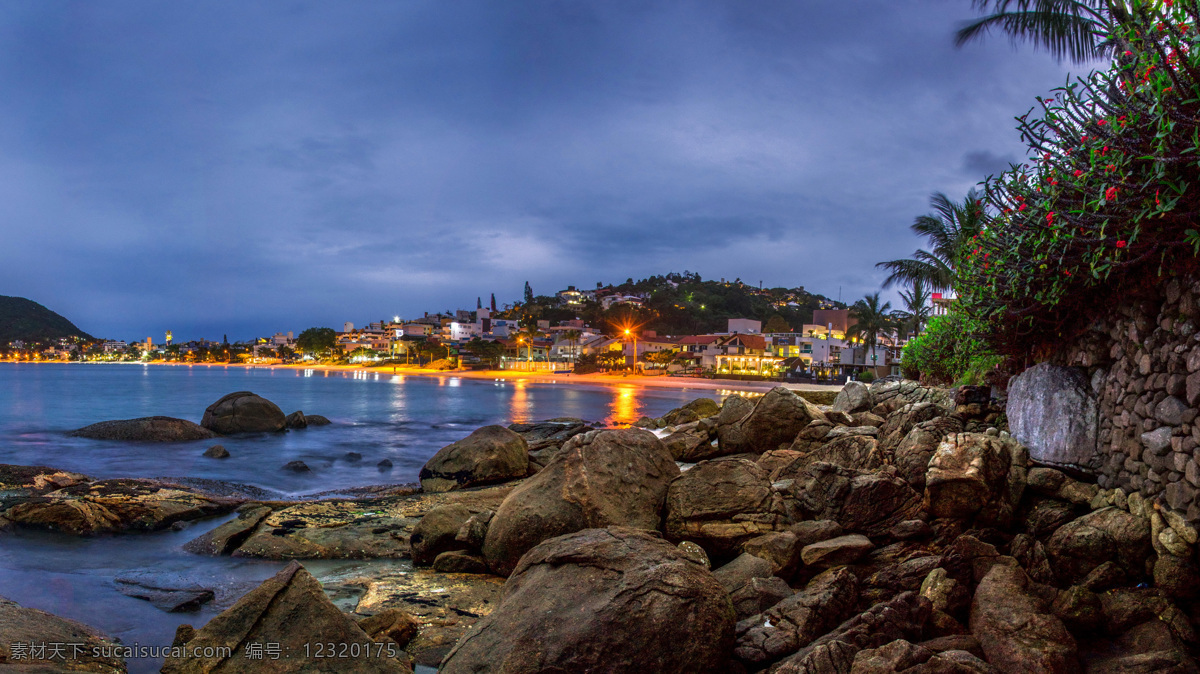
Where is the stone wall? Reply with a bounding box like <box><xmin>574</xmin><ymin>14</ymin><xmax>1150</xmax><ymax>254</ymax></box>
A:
<box><xmin>1047</xmin><ymin>274</ymin><xmax>1200</xmax><ymax>521</ymax></box>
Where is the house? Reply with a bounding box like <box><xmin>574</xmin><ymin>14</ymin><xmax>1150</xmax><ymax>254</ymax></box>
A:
<box><xmin>726</xmin><ymin>318</ymin><xmax>761</xmax><ymax>334</ymax></box>
<box><xmin>712</xmin><ymin>334</ymin><xmax>781</xmax><ymax>374</ymax></box>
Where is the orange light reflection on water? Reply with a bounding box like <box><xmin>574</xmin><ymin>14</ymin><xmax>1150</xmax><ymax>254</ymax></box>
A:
<box><xmin>609</xmin><ymin>386</ymin><xmax>640</xmax><ymax>427</ymax></box>
<box><xmin>508</xmin><ymin>380</ymin><xmax>531</xmax><ymax>424</ymax></box>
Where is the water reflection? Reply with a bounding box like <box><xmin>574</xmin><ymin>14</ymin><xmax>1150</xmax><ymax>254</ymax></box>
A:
<box><xmin>610</xmin><ymin>386</ymin><xmax>639</xmax><ymax>427</ymax></box>
<box><xmin>508</xmin><ymin>380</ymin><xmax>531</xmax><ymax>424</ymax></box>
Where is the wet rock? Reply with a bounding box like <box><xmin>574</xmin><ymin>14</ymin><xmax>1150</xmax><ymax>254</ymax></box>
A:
<box><xmin>4</xmin><ymin>479</ymin><xmax>240</xmax><ymax>535</ymax></box>
<box><xmin>282</xmin><ymin>460</ymin><xmax>310</xmax><ymax>473</ymax></box>
<box><xmin>345</xmin><ymin>452</ymin><xmax>362</xmax><ymax>462</ymax></box>
<box><xmin>442</xmin><ymin>527</ymin><xmax>735</xmax><ymax>674</ymax></box>
<box><xmin>410</xmin><ymin>504</ymin><xmax>472</xmax><ymax>566</ymax></box>
<box><xmin>1007</xmin><ymin>363</ymin><xmax>1099</xmax><ymax>471</ymax></box>
<box><xmin>113</xmin><ymin>572</ymin><xmax>214</xmax><ymax>612</ymax></box>
<box><xmin>433</xmin><ymin>550</ymin><xmax>491</xmax><ymax>574</ymax></box>
<box><xmin>1046</xmin><ymin>507</ymin><xmax>1152</xmax><ymax>584</ymax></box>
<box><xmin>734</xmin><ymin>567</ymin><xmax>860</xmax><ymax>666</ymax></box>
<box><xmin>454</xmin><ymin>509</ymin><xmax>493</xmax><ymax>550</ymax></box>
<box><xmin>833</xmin><ymin>380</ymin><xmax>875</xmax><ymax>414</ymax></box>
<box><xmin>969</xmin><ymin>564</ymin><xmax>1078</xmax><ymax>672</ymax></box>
<box><xmin>0</xmin><ymin>595</ymin><xmax>126</xmax><ymax>673</ymax></box>
<box><xmin>664</xmin><ymin>456</ymin><xmax>783</xmax><ymax>562</ymax></box>
<box><xmin>357</xmin><ymin>608</ymin><xmax>418</xmax><ymax>649</ymax></box>
<box><xmin>483</xmin><ymin>428</ymin><xmax>677</xmax><ymax>576</ymax></box>
<box><xmin>661</xmin><ymin>397</ymin><xmax>721</xmax><ymax>426</ymax></box>
<box><xmin>718</xmin><ymin>387</ymin><xmax>827</xmax><ymax>455</ymax></box>
<box><xmin>202</xmin><ymin>444</ymin><xmax>229</xmax><ymax>459</ymax></box>
<box><xmin>200</xmin><ymin>391</ymin><xmax>287</xmax><ymax>434</ymax></box>
<box><xmin>162</xmin><ymin>561</ymin><xmax>407</xmax><ymax>673</ymax></box>
<box><xmin>419</xmin><ymin>425</ymin><xmax>529</xmax><ymax>493</ymax></box>
<box><xmin>800</xmin><ymin>534</ymin><xmax>874</xmax><ymax>569</ymax></box>
<box><xmin>284</xmin><ymin>410</ymin><xmax>307</xmax><ymax>429</ymax></box>
<box><xmin>792</xmin><ymin>462</ymin><xmax>922</xmax><ymax>538</ymax></box>
<box><xmin>924</xmin><ymin>432</ymin><xmax>1028</xmax><ymax>528</ymax></box>
<box><xmin>306</xmin><ymin>414</ymin><xmax>331</xmax><ymax>426</ymax></box>
<box><xmin>663</xmin><ymin>425</ymin><xmax>719</xmax><ymax>462</ymax></box>
<box><xmin>377</xmin><ymin>459</ymin><xmax>393</xmax><ymax>469</ymax></box>
<box><xmin>184</xmin><ymin>504</ymin><xmax>273</xmax><ymax>555</ymax></box>
<box><xmin>70</xmin><ymin>416</ymin><xmax>218</xmax><ymax>442</ymax></box>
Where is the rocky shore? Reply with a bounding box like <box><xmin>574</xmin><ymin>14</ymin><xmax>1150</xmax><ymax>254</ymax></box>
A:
<box><xmin>2</xmin><ymin>380</ymin><xmax>1198</xmax><ymax>672</ymax></box>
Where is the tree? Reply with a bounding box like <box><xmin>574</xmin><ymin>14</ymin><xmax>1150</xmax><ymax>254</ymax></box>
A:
<box><xmin>876</xmin><ymin>190</ymin><xmax>987</xmax><ymax>293</ymax></box>
<box><xmin>562</xmin><ymin>329</ymin><xmax>582</xmax><ymax>362</ymax></box>
<box><xmin>461</xmin><ymin>338</ymin><xmax>504</xmax><ymax>367</ymax></box>
<box><xmin>955</xmin><ymin>0</ymin><xmax>1117</xmax><ymax>65</ymax></box>
<box><xmin>897</xmin><ymin>279</ymin><xmax>932</xmax><ymax>336</ymax></box>
<box><xmin>763</xmin><ymin>314</ymin><xmax>791</xmax><ymax>333</ymax></box>
<box><xmin>296</xmin><ymin>327</ymin><xmax>337</xmax><ymax>357</ymax></box>
<box><xmin>490</xmin><ymin>293</ymin><xmax>497</xmax><ymax>312</ymax></box>
<box><xmin>277</xmin><ymin>345</ymin><xmax>296</xmax><ymax>361</ymax></box>
<box><xmin>524</xmin><ymin>282</ymin><xmax>534</xmax><ymax>305</ymax></box>
<box><xmin>851</xmin><ymin>293</ymin><xmax>893</xmax><ymax>363</ymax></box>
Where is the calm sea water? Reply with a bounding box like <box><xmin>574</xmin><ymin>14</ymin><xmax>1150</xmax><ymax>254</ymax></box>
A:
<box><xmin>0</xmin><ymin>362</ymin><xmax>721</xmax><ymax>495</ymax></box>
<box><xmin>0</xmin><ymin>363</ymin><xmax>722</xmax><ymax>673</ymax></box>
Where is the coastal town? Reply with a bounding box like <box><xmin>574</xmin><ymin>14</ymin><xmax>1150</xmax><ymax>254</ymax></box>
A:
<box><xmin>1</xmin><ymin>274</ymin><xmax>947</xmax><ymax>383</ymax></box>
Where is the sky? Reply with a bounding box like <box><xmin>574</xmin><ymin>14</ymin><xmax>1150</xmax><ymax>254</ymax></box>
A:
<box><xmin>0</xmin><ymin>1</ymin><xmax>1081</xmax><ymax>341</ymax></box>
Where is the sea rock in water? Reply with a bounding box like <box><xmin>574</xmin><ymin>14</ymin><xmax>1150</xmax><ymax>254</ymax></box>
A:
<box><xmin>113</xmin><ymin>572</ymin><xmax>214</xmax><ymax>612</ymax></box>
<box><xmin>306</xmin><ymin>414</ymin><xmax>332</xmax><ymax>426</ymax></box>
<box><xmin>285</xmin><ymin>410</ymin><xmax>307</xmax><ymax>429</ymax></box>
<box><xmin>200</xmin><ymin>391</ymin><xmax>287</xmax><ymax>434</ymax></box>
<box><xmin>202</xmin><ymin>445</ymin><xmax>229</xmax><ymax>459</ymax></box>
<box><xmin>1006</xmin><ymin>362</ymin><xmax>1099</xmax><ymax>471</ymax></box>
<box><xmin>162</xmin><ymin>561</ymin><xmax>408</xmax><ymax>673</ymax></box>
<box><xmin>0</xmin><ymin>595</ymin><xmax>126</xmax><ymax>673</ymax></box>
<box><xmin>483</xmin><ymin>429</ymin><xmax>677</xmax><ymax>576</ymax></box>
<box><xmin>70</xmin><ymin>416</ymin><xmax>217</xmax><ymax>442</ymax></box>
<box><xmin>442</xmin><ymin>527</ymin><xmax>734</xmax><ymax>674</ymax></box>
<box><xmin>184</xmin><ymin>504</ymin><xmax>273</xmax><ymax>556</ymax></box>
<box><xmin>419</xmin><ymin>425</ymin><xmax>529</xmax><ymax>493</ymax></box>
<box><xmin>282</xmin><ymin>460</ymin><xmax>310</xmax><ymax>473</ymax></box>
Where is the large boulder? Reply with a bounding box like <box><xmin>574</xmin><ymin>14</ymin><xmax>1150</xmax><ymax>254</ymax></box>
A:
<box><xmin>4</xmin><ymin>479</ymin><xmax>240</xmax><ymax>535</ymax></box>
<box><xmin>923</xmin><ymin>433</ymin><xmax>1028</xmax><ymax>528</ymax></box>
<box><xmin>734</xmin><ymin>567</ymin><xmax>860</xmax><ymax>666</ymax></box>
<box><xmin>662</xmin><ymin>397</ymin><xmax>722</xmax><ymax>426</ymax></box>
<box><xmin>771</xmin><ymin>591</ymin><xmax>932</xmax><ymax>673</ymax></box>
<box><xmin>1046</xmin><ymin>507</ymin><xmax>1152</xmax><ymax>584</ymax></box>
<box><xmin>894</xmin><ymin>416</ymin><xmax>964</xmax><ymax>490</ymax></box>
<box><xmin>442</xmin><ymin>527</ymin><xmax>734</xmax><ymax>674</ymax></box>
<box><xmin>878</xmin><ymin>402</ymin><xmax>949</xmax><ymax>453</ymax></box>
<box><xmin>0</xmin><ymin>595</ymin><xmax>126</xmax><ymax>673</ymax></box>
<box><xmin>664</xmin><ymin>456</ymin><xmax>784</xmax><ymax>562</ymax></box>
<box><xmin>410</xmin><ymin>504</ymin><xmax>473</xmax><ymax>566</ymax></box>
<box><xmin>1007</xmin><ymin>363</ymin><xmax>1100</xmax><ymax>471</ymax></box>
<box><xmin>419</xmin><ymin>425</ymin><xmax>529</xmax><ymax>493</ymax></box>
<box><xmin>718</xmin><ymin>387</ymin><xmax>827</xmax><ymax>455</ymax></box>
<box><xmin>482</xmin><ymin>429</ymin><xmax>677</xmax><ymax>576</ymax></box>
<box><xmin>70</xmin><ymin>416</ymin><xmax>218</xmax><ymax>442</ymax></box>
<box><xmin>832</xmin><ymin>380</ymin><xmax>875</xmax><ymax>414</ymax></box>
<box><xmin>771</xmin><ymin>435</ymin><xmax>884</xmax><ymax>481</ymax></box>
<box><xmin>200</xmin><ymin>391</ymin><xmax>287</xmax><ymax>434</ymax></box>
<box><xmin>970</xmin><ymin>563</ymin><xmax>1078</xmax><ymax>672</ymax></box>
<box><xmin>792</xmin><ymin>462</ymin><xmax>922</xmax><ymax>538</ymax></box>
<box><xmin>162</xmin><ymin>561</ymin><xmax>408</xmax><ymax>673</ymax></box>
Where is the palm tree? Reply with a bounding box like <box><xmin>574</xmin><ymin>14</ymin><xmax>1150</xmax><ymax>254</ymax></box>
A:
<box><xmin>876</xmin><ymin>190</ymin><xmax>988</xmax><ymax>293</ymax></box>
<box><xmin>851</xmin><ymin>293</ymin><xmax>893</xmax><ymax>366</ymax></box>
<box><xmin>897</xmin><ymin>279</ymin><xmax>932</xmax><ymax>336</ymax></box>
<box><xmin>955</xmin><ymin>0</ymin><xmax>1121</xmax><ymax>64</ymax></box>
<box><xmin>563</xmin><ymin>329</ymin><xmax>582</xmax><ymax>363</ymax></box>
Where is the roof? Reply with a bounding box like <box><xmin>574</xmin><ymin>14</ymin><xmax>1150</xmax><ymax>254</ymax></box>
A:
<box><xmin>678</xmin><ymin>335</ymin><xmax>721</xmax><ymax>345</ymax></box>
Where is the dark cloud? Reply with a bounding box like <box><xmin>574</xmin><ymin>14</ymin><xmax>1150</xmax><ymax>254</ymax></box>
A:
<box><xmin>0</xmin><ymin>0</ymin><xmax>1076</xmax><ymax>340</ymax></box>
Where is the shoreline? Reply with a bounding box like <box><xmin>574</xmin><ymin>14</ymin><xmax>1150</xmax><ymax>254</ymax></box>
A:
<box><xmin>3</xmin><ymin>359</ymin><xmax>844</xmax><ymax>395</ymax></box>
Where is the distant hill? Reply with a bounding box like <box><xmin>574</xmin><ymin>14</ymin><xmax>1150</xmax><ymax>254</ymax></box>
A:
<box><xmin>0</xmin><ymin>296</ymin><xmax>93</xmax><ymax>344</ymax></box>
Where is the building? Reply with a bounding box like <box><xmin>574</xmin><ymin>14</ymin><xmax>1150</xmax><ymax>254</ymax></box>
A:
<box><xmin>811</xmin><ymin>309</ymin><xmax>856</xmax><ymax>338</ymax></box>
<box><xmin>727</xmin><ymin>318</ymin><xmax>761</xmax><ymax>334</ymax></box>
<box><xmin>556</xmin><ymin>286</ymin><xmax>585</xmax><ymax>305</ymax></box>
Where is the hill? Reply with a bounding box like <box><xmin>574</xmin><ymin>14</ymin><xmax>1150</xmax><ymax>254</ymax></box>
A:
<box><xmin>0</xmin><ymin>296</ymin><xmax>93</xmax><ymax>344</ymax></box>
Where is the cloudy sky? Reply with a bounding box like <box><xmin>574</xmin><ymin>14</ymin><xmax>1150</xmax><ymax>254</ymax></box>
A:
<box><xmin>0</xmin><ymin>1</ymin><xmax>1079</xmax><ymax>341</ymax></box>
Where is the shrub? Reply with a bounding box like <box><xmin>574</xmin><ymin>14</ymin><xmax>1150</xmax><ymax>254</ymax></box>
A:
<box><xmin>900</xmin><ymin>311</ymin><xmax>996</xmax><ymax>385</ymax></box>
<box><xmin>856</xmin><ymin>370</ymin><xmax>876</xmax><ymax>383</ymax></box>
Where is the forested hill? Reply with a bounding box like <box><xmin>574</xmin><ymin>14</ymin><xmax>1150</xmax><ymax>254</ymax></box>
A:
<box><xmin>0</xmin><ymin>296</ymin><xmax>93</xmax><ymax>344</ymax></box>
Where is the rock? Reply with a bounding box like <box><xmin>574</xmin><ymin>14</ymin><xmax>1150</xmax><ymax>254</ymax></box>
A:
<box><xmin>285</xmin><ymin>410</ymin><xmax>307</xmax><ymax>429</ymax></box>
<box><xmin>4</xmin><ymin>479</ymin><xmax>239</xmax><ymax>535</ymax></box>
<box><xmin>849</xmin><ymin>639</ymin><xmax>936</xmax><ymax>673</ymax></box>
<box><xmin>893</xmin><ymin>520</ymin><xmax>932</xmax><ymax>540</ymax></box>
<box><xmin>433</xmin><ymin>550</ymin><xmax>491</xmax><ymax>574</ymax></box>
<box><xmin>1153</xmin><ymin>553</ymin><xmax>1200</xmax><ymax>601</ymax></box>
<box><xmin>878</xmin><ymin>402</ymin><xmax>948</xmax><ymax>452</ymax></box>
<box><xmin>800</xmin><ymin>533</ymin><xmax>874</xmax><ymax>568</ymax></box>
<box><xmin>345</xmin><ymin>452</ymin><xmax>362</xmax><ymax>462</ymax></box>
<box><xmin>730</xmin><ymin>576</ymin><xmax>794</xmax><ymax>621</ymax></box>
<box><xmin>410</xmin><ymin>504</ymin><xmax>472</xmax><ymax>566</ymax></box>
<box><xmin>792</xmin><ymin>462</ymin><xmax>922</xmax><ymax>538</ymax></box>
<box><xmin>664</xmin><ymin>456</ymin><xmax>783</xmax><ymax>562</ymax></box>
<box><xmin>200</xmin><ymin>391</ymin><xmax>287</xmax><ymax>434</ymax></box>
<box><xmin>969</xmin><ymin>564</ymin><xmax>1078</xmax><ymax>672</ymax></box>
<box><xmin>442</xmin><ymin>527</ymin><xmax>734</xmax><ymax>674</ymax></box>
<box><xmin>482</xmin><ymin>428</ymin><xmax>677</xmax><ymax>576</ymax></box>
<box><xmin>663</xmin><ymin>426</ymin><xmax>719</xmax><ymax>462</ymax></box>
<box><xmin>1050</xmin><ymin>584</ymin><xmax>1103</xmax><ymax>633</ymax></box>
<box><xmin>454</xmin><ymin>509</ymin><xmax>493</xmax><ymax>549</ymax></box>
<box><xmin>113</xmin><ymin>572</ymin><xmax>214</xmax><ymax>612</ymax></box>
<box><xmin>923</xmin><ymin>432</ymin><xmax>1028</xmax><ymax>528</ymax></box>
<box><xmin>1141</xmin><ymin>427</ymin><xmax>1173</xmax><ymax>455</ymax></box>
<box><xmin>1046</xmin><ymin>507</ymin><xmax>1152</xmax><ymax>584</ymax></box>
<box><xmin>1007</xmin><ymin>363</ymin><xmax>1099</xmax><ymax>471</ymax></box>
<box><xmin>771</xmin><ymin>591</ymin><xmax>932</xmax><ymax>673</ymax></box>
<box><xmin>790</xmin><ymin>519</ymin><xmax>845</xmax><ymax>547</ymax></box>
<box><xmin>71</xmin><ymin>416</ymin><xmax>219</xmax><ymax>442</ymax></box>
<box><xmin>894</xmin><ymin>416</ymin><xmax>964</xmax><ymax>490</ymax></box>
<box><xmin>202</xmin><ymin>444</ymin><xmax>229</xmax><ymax>459</ymax></box>
<box><xmin>743</xmin><ymin>531</ymin><xmax>803</xmax><ymax>578</ymax></box>
<box><xmin>377</xmin><ymin>459</ymin><xmax>393</xmax><ymax>469</ymax></box>
<box><xmin>662</xmin><ymin>397</ymin><xmax>721</xmax><ymax>426</ymax></box>
<box><xmin>833</xmin><ymin>380</ymin><xmax>875</xmax><ymax>414</ymax></box>
<box><xmin>734</xmin><ymin>567</ymin><xmax>860</xmax><ymax>666</ymax></box>
<box><xmin>677</xmin><ymin>540</ymin><xmax>711</xmax><ymax>568</ymax></box>
<box><xmin>0</xmin><ymin>595</ymin><xmax>126</xmax><ymax>673</ymax></box>
<box><xmin>773</xmin><ymin>435</ymin><xmax>884</xmax><ymax>480</ymax></box>
<box><xmin>1154</xmin><ymin>396</ymin><xmax>1189</xmax><ymax>426</ymax></box>
<box><xmin>718</xmin><ymin>387</ymin><xmax>827</xmax><ymax>455</ymax></box>
<box><xmin>306</xmin><ymin>414</ymin><xmax>331</xmax><ymax>426</ymax></box>
<box><xmin>162</xmin><ymin>561</ymin><xmax>407</xmax><ymax>673</ymax></box>
<box><xmin>713</xmin><ymin>552</ymin><xmax>775</xmax><ymax>594</ymax></box>
<box><xmin>282</xmin><ymin>460</ymin><xmax>310</xmax><ymax>472</ymax></box>
<box><xmin>357</xmin><ymin>608</ymin><xmax>418</xmax><ymax>649</ymax></box>
<box><xmin>419</xmin><ymin>425</ymin><xmax>529</xmax><ymax>493</ymax></box>
<box><xmin>758</xmin><ymin>448</ymin><xmax>804</xmax><ymax>475</ymax></box>
<box><xmin>852</xmin><ymin>412</ymin><xmax>887</xmax><ymax>428</ymax></box>
<box><xmin>184</xmin><ymin>504</ymin><xmax>273</xmax><ymax>555</ymax></box>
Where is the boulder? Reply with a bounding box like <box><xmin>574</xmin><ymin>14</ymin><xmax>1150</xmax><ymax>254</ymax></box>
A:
<box><xmin>969</xmin><ymin>564</ymin><xmax>1078</xmax><ymax>672</ymax></box>
<box><xmin>771</xmin><ymin>591</ymin><xmax>932</xmax><ymax>673</ymax></box>
<box><xmin>730</xmin><ymin>576</ymin><xmax>794</xmax><ymax>621</ymax></box>
<box><xmin>664</xmin><ymin>456</ymin><xmax>783</xmax><ymax>561</ymax></box>
<box><xmin>306</xmin><ymin>414</ymin><xmax>331</xmax><ymax>426</ymax></box>
<box><xmin>772</xmin><ymin>435</ymin><xmax>884</xmax><ymax>480</ymax></box>
<box><xmin>734</xmin><ymin>567</ymin><xmax>860</xmax><ymax>666</ymax></box>
<box><xmin>4</xmin><ymin>479</ymin><xmax>239</xmax><ymax>535</ymax></box>
<box><xmin>878</xmin><ymin>402</ymin><xmax>949</xmax><ymax>452</ymax></box>
<box><xmin>419</xmin><ymin>425</ymin><xmax>529</xmax><ymax>493</ymax></box>
<box><xmin>200</xmin><ymin>392</ymin><xmax>287</xmax><ymax>434</ymax></box>
<box><xmin>792</xmin><ymin>463</ymin><xmax>922</xmax><ymax>538</ymax></box>
<box><xmin>482</xmin><ymin>429</ymin><xmax>677</xmax><ymax>576</ymax></box>
<box><xmin>285</xmin><ymin>410</ymin><xmax>307</xmax><ymax>429</ymax></box>
<box><xmin>410</xmin><ymin>504</ymin><xmax>472</xmax><ymax>566</ymax></box>
<box><xmin>1046</xmin><ymin>507</ymin><xmax>1152</xmax><ymax>584</ymax></box>
<box><xmin>282</xmin><ymin>460</ymin><xmax>310</xmax><ymax>473</ymax></box>
<box><xmin>507</xmin><ymin>419</ymin><xmax>590</xmax><ymax>452</ymax></box>
<box><xmin>742</xmin><ymin>530</ymin><xmax>803</xmax><ymax>578</ymax></box>
<box><xmin>433</xmin><ymin>551</ymin><xmax>491</xmax><ymax>574</ymax></box>
<box><xmin>663</xmin><ymin>426</ymin><xmax>719</xmax><ymax>462</ymax></box>
<box><xmin>202</xmin><ymin>444</ymin><xmax>229</xmax><ymax>459</ymax></box>
<box><xmin>1007</xmin><ymin>363</ymin><xmax>1099</xmax><ymax>471</ymax></box>
<box><xmin>923</xmin><ymin>433</ymin><xmax>1028</xmax><ymax>528</ymax></box>
<box><xmin>113</xmin><ymin>571</ymin><xmax>214</xmax><ymax>612</ymax></box>
<box><xmin>718</xmin><ymin>387</ymin><xmax>827</xmax><ymax>455</ymax></box>
<box><xmin>662</xmin><ymin>397</ymin><xmax>721</xmax><ymax>426</ymax></box>
<box><xmin>833</xmin><ymin>380</ymin><xmax>875</xmax><ymax>414</ymax></box>
<box><xmin>713</xmin><ymin>552</ymin><xmax>775</xmax><ymax>592</ymax></box>
<box><xmin>162</xmin><ymin>561</ymin><xmax>408</xmax><ymax>673</ymax></box>
<box><xmin>442</xmin><ymin>527</ymin><xmax>734</xmax><ymax>674</ymax></box>
<box><xmin>0</xmin><ymin>595</ymin><xmax>126</xmax><ymax>673</ymax></box>
<box><xmin>893</xmin><ymin>416</ymin><xmax>964</xmax><ymax>490</ymax></box>
<box><xmin>70</xmin><ymin>416</ymin><xmax>217</xmax><ymax>442</ymax></box>
<box><xmin>184</xmin><ymin>504</ymin><xmax>273</xmax><ymax>555</ymax></box>
<box><xmin>357</xmin><ymin>608</ymin><xmax>418</xmax><ymax>649</ymax></box>
<box><xmin>800</xmin><ymin>534</ymin><xmax>875</xmax><ymax>569</ymax></box>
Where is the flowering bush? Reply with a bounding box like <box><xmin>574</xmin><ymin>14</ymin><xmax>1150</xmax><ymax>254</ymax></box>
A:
<box><xmin>901</xmin><ymin>311</ymin><xmax>997</xmax><ymax>385</ymax></box>
<box><xmin>960</xmin><ymin>1</ymin><xmax>1200</xmax><ymax>353</ymax></box>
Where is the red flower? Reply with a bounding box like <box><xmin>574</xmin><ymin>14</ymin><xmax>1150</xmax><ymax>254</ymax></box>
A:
<box><xmin>1074</xmin><ymin>170</ymin><xmax>1084</xmax><ymax>177</ymax></box>
<box><xmin>1116</xmin><ymin>240</ymin><xmax>1127</xmax><ymax>248</ymax></box>
<box><xmin>1064</xmin><ymin>270</ymin><xmax>1072</xmax><ymax>276</ymax></box>
<box><xmin>1047</xmin><ymin>212</ymin><xmax>1056</xmax><ymax>225</ymax></box>
<box><xmin>1018</xmin><ymin>203</ymin><xmax>1027</xmax><ymax>211</ymax></box>
<box><xmin>1098</xmin><ymin>119</ymin><xmax>1107</xmax><ymax>125</ymax></box>
<box><xmin>1105</xmin><ymin>187</ymin><xmax>1118</xmax><ymax>200</ymax></box>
